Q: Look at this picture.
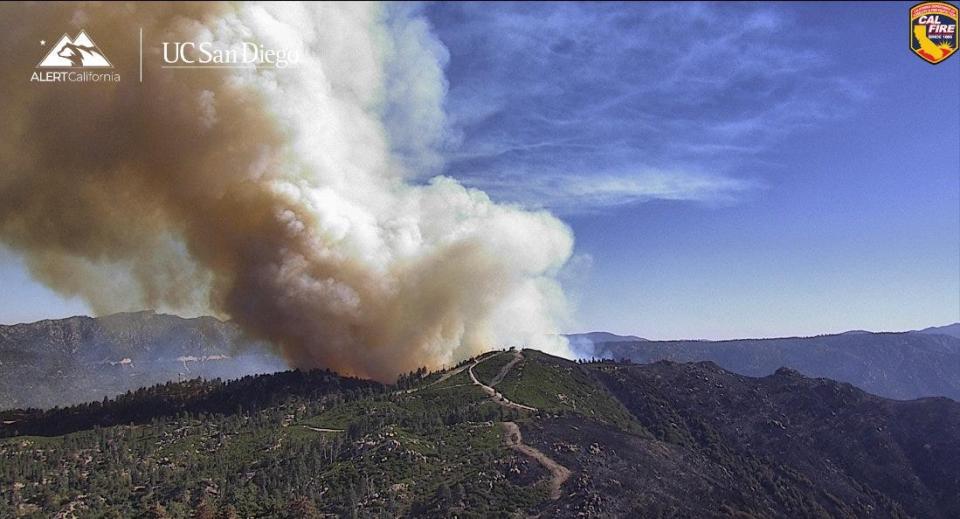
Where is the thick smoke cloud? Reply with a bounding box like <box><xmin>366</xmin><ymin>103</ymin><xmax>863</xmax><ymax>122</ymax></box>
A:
<box><xmin>0</xmin><ymin>3</ymin><xmax>574</xmax><ymax>381</ymax></box>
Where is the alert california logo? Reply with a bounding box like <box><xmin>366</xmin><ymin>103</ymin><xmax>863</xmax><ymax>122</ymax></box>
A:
<box><xmin>910</xmin><ymin>2</ymin><xmax>958</xmax><ymax>64</ymax></box>
<box><xmin>31</xmin><ymin>30</ymin><xmax>121</xmax><ymax>83</ymax></box>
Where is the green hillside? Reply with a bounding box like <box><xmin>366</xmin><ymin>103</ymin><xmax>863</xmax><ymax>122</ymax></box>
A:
<box><xmin>2</xmin><ymin>350</ymin><xmax>959</xmax><ymax>518</ymax></box>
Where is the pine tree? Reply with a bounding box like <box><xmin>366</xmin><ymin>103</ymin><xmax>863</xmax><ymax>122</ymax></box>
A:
<box><xmin>217</xmin><ymin>503</ymin><xmax>240</xmax><ymax>519</ymax></box>
<box><xmin>144</xmin><ymin>502</ymin><xmax>170</xmax><ymax>519</ymax></box>
<box><xmin>286</xmin><ymin>496</ymin><xmax>319</xmax><ymax>519</ymax></box>
<box><xmin>192</xmin><ymin>499</ymin><xmax>216</xmax><ymax>519</ymax></box>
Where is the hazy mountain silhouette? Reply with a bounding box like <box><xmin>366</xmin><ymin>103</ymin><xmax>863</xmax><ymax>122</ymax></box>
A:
<box><xmin>917</xmin><ymin>322</ymin><xmax>960</xmax><ymax>339</ymax></box>
<box><xmin>0</xmin><ymin>311</ymin><xmax>284</xmax><ymax>409</ymax></box>
<box><xmin>590</xmin><ymin>331</ymin><xmax>960</xmax><ymax>401</ymax></box>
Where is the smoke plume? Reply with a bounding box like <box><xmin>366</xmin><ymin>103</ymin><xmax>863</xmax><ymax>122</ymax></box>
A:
<box><xmin>0</xmin><ymin>3</ymin><xmax>574</xmax><ymax>381</ymax></box>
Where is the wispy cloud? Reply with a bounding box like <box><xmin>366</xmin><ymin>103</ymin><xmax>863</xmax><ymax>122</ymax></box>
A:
<box><xmin>463</xmin><ymin>170</ymin><xmax>759</xmax><ymax>214</ymax></box>
<box><xmin>424</xmin><ymin>2</ymin><xmax>870</xmax><ymax>212</ymax></box>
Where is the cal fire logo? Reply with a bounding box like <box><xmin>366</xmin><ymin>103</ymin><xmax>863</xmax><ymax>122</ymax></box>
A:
<box><xmin>37</xmin><ymin>30</ymin><xmax>112</xmax><ymax>68</ymax></box>
<box><xmin>910</xmin><ymin>2</ymin><xmax>958</xmax><ymax>64</ymax></box>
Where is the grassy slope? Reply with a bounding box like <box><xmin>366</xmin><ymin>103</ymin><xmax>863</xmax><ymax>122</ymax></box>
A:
<box><xmin>495</xmin><ymin>350</ymin><xmax>649</xmax><ymax>436</ymax></box>
<box><xmin>471</xmin><ymin>350</ymin><xmax>516</xmax><ymax>386</ymax></box>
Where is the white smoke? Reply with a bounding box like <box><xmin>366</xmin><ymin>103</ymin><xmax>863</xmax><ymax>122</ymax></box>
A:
<box><xmin>0</xmin><ymin>2</ymin><xmax>574</xmax><ymax>381</ymax></box>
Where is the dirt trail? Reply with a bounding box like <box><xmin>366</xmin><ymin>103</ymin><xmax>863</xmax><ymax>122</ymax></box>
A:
<box><xmin>489</xmin><ymin>350</ymin><xmax>523</xmax><ymax>387</ymax></box>
<box><xmin>468</xmin><ymin>354</ymin><xmax>537</xmax><ymax>412</ymax></box>
<box><xmin>470</xmin><ymin>351</ymin><xmax>571</xmax><ymax>500</ymax></box>
<box><xmin>397</xmin><ymin>363</ymin><xmax>469</xmax><ymax>395</ymax></box>
<box><xmin>302</xmin><ymin>426</ymin><xmax>343</xmax><ymax>433</ymax></box>
<box><xmin>426</xmin><ymin>362</ymin><xmax>471</xmax><ymax>386</ymax></box>
<box><xmin>502</xmin><ymin>421</ymin><xmax>571</xmax><ymax>500</ymax></box>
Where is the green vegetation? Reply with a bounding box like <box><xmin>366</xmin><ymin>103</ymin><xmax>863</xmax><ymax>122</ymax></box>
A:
<box><xmin>0</xmin><ymin>359</ymin><xmax>547</xmax><ymax>518</ymax></box>
<box><xmin>496</xmin><ymin>351</ymin><xmax>648</xmax><ymax>435</ymax></box>
<box><xmin>471</xmin><ymin>350</ymin><xmax>515</xmax><ymax>386</ymax></box>
<box><xmin>0</xmin><ymin>369</ymin><xmax>378</xmax><ymax>438</ymax></box>
<box><xmin>3</xmin><ymin>346</ymin><xmax>958</xmax><ymax>518</ymax></box>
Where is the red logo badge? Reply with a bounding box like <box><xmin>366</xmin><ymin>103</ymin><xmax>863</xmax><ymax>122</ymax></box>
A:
<box><xmin>910</xmin><ymin>2</ymin><xmax>958</xmax><ymax>64</ymax></box>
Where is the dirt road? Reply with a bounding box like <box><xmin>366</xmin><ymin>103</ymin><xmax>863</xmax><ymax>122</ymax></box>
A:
<box><xmin>302</xmin><ymin>426</ymin><xmax>343</xmax><ymax>433</ymax></box>
<box><xmin>502</xmin><ymin>421</ymin><xmax>572</xmax><ymax>500</ymax></box>
<box><xmin>468</xmin><ymin>353</ymin><xmax>538</xmax><ymax>412</ymax></box>
<box><xmin>489</xmin><ymin>350</ymin><xmax>524</xmax><ymax>387</ymax></box>
<box><xmin>397</xmin><ymin>360</ymin><xmax>473</xmax><ymax>395</ymax></box>
<box><xmin>470</xmin><ymin>351</ymin><xmax>571</xmax><ymax>500</ymax></box>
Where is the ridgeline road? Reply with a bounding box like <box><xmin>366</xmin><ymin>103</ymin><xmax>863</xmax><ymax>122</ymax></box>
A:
<box><xmin>470</xmin><ymin>351</ymin><xmax>571</xmax><ymax>500</ymax></box>
<box><xmin>489</xmin><ymin>350</ymin><xmax>524</xmax><ymax>388</ymax></box>
<box><xmin>398</xmin><ymin>361</ymin><xmax>475</xmax><ymax>395</ymax></box>
<box><xmin>468</xmin><ymin>351</ymin><xmax>538</xmax><ymax>412</ymax></box>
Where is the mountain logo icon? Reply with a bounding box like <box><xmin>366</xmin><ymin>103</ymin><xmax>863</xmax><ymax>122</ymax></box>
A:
<box><xmin>37</xmin><ymin>30</ymin><xmax>113</xmax><ymax>68</ymax></box>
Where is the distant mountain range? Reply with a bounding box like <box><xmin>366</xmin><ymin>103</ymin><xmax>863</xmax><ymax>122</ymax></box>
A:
<box><xmin>3</xmin><ymin>313</ymin><xmax>958</xmax><ymax>410</ymax></box>
<box><xmin>565</xmin><ymin>332</ymin><xmax>646</xmax><ymax>357</ymax></box>
<box><xmin>0</xmin><ymin>311</ymin><xmax>284</xmax><ymax>409</ymax></box>
<box><xmin>577</xmin><ymin>325</ymin><xmax>960</xmax><ymax>401</ymax></box>
<box><xmin>918</xmin><ymin>322</ymin><xmax>960</xmax><ymax>338</ymax></box>
<box><xmin>569</xmin><ymin>332</ymin><xmax>647</xmax><ymax>343</ymax></box>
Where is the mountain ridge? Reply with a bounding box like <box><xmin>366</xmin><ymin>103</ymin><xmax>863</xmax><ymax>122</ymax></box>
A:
<box><xmin>591</xmin><ymin>330</ymin><xmax>960</xmax><ymax>401</ymax></box>
<box><xmin>2</xmin><ymin>348</ymin><xmax>958</xmax><ymax>517</ymax></box>
<box><xmin>0</xmin><ymin>311</ymin><xmax>284</xmax><ymax>410</ymax></box>
<box><xmin>3</xmin><ymin>312</ymin><xmax>959</xmax><ymax>410</ymax></box>
<box><xmin>918</xmin><ymin>322</ymin><xmax>960</xmax><ymax>339</ymax></box>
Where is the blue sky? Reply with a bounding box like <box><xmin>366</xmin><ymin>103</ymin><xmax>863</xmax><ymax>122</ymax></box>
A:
<box><xmin>424</xmin><ymin>1</ymin><xmax>959</xmax><ymax>338</ymax></box>
<box><xmin>1</xmin><ymin>2</ymin><xmax>958</xmax><ymax>339</ymax></box>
